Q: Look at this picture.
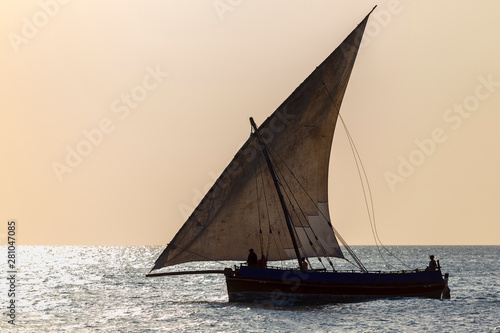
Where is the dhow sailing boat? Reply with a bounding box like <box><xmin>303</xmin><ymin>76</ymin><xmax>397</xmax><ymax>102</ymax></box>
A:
<box><xmin>147</xmin><ymin>7</ymin><xmax>446</xmax><ymax>304</ymax></box>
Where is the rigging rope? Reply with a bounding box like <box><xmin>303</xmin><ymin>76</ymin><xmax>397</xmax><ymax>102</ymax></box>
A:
<box><xmin>253</xmin><ymin>148</ymin><xmax>265</xmax><ymax>258</ymax></box>
<box><xmin>253</xmin><ymin>125</ymin><xmax>331</xmax><ymax>269</ymax></box>
<box><xmin>253</xmin><ymin>126</ymin><xmax>286</xmax><ymax>263</ymax></box>
<box><xmin>267</xmin><ymin>140</ymin><xmax>367</xmax><ymax>272</ymax></box>
<box><xmin>267</xmin><ymin>144</ymin><xmax>362</xmax><ymax>271</ymax></box>
<box><xmin>268</xmin><ymin>150</ymin><xmax>329</xmax><ymax>270</ymax></box>
<box><xmin>322</xmin><ymin>81</ymin><xmax>412</xmax><ymax>270</ymax></box>
<box><xmin>341</xmin><ymin>114</ymin><xmax>411</xmax><ymax>270</ymax></box>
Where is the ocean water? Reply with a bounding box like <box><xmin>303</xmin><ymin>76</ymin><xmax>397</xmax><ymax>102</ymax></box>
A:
<box><xmin>1</xmin><ymin>246</ymin><xmax>499</xmax><ymax>332</ymax></box>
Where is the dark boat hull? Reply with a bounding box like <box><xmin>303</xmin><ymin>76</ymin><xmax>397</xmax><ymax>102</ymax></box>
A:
<box><xmin>225</xmin><ymin>266</ymin><xmax>444</xmax><ymax>305</ymax></box>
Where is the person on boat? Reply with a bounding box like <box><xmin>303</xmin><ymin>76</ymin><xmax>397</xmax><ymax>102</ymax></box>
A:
<box><xmin>428</xmin><ymin>255</ymin><xmax>437</xmax><ymax>271</ymax></box>
<box><xmin>258</xmin><ymin>255</ymin><xmax>267</xmax><ymax>268</ymax></box>
<box><xmin>247</xmin><ymin>249</ymin><xmax>258</xmax><ymax>267</ymax></box>
<box><xmin>442</xmin><ymin>273</ymin><xmax>451</xmax><ymax>299</ymax></box>
<box><xmin>300</xmin><ymin>257</ymin><xmax>308</xmax><ymax>271</ymax></box>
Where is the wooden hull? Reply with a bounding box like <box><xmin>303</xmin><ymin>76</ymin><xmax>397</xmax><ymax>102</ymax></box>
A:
<box><xmin>225</xmin><ymin>266</ymin><xmax>445</xmax><ymax>305</ymax></box>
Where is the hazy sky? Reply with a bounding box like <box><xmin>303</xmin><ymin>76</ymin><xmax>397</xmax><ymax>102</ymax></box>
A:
<box><xmin>1</xmin><ymin>0</ymin><xmax>500</xmax><ymax>246</ymax></box>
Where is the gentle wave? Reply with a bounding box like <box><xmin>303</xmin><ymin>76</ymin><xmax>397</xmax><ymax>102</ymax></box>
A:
<box><xmin>0</xmin><ymin>246</ymin><xmax>498</xmax><ymax>332</ymax></box>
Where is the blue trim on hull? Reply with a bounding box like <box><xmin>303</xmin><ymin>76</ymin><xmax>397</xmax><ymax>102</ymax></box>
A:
<box><xmin>225</xmin><ymin>266</ymin><xmax>445</xmax><ymax>305</ymax></box>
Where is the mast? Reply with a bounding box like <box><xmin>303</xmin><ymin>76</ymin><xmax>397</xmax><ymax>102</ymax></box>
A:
<box><xmin>250</xmin><ymin>117</ymin><xmax>303</xmax><ymax>269</ymax></box>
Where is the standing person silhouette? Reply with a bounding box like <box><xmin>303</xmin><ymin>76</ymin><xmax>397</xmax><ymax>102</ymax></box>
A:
<box><xmin>247</xmin><ymin>249</ymin><xmax>258</xmax><ymax>267</ymax></box>
<box><xmin>428</xmin><ymin>255</ymin><xmax>437</xmax><ymax>271</ymax></box>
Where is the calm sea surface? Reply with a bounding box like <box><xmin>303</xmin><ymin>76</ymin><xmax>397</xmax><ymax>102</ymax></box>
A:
<box><xmin>1</xmin><ymin>246</ymin><xmax>499</xmax><ymax>332</ymax></box>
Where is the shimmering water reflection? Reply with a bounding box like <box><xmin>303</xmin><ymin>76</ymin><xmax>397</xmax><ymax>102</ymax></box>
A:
<box><xmin>1</xmin><ymin>246</ymin><xmax>499</xmax><ymax>332</ymax></box>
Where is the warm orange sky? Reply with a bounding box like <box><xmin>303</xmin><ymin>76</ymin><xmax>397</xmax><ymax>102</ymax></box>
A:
<box><xmin>1</xmin><ymin>1</ymin><xmax>499</xmax><ymax>245</ymax></box>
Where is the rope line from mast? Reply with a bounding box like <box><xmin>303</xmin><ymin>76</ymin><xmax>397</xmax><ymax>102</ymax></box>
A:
<box><xmin>252</xmin><ymin>125</ymin><xmax>290</xmax><ymax>264</ymax></box>
<box><xmin>322</xmin><ymin>81</ymin><xmax>412</xmax><ymax>270</ymax></box>
<box><xmin>267</xmin><ymin>141</ymin><xmax>367</xmax><ymax>272</ymax></box>
<box><xmin>253</xmin><ymin>146</ymin><xmax>265</xmax><ymax>258</ymax></box>
<box><xmin>267</xmin><ymin>143</ymin><xmax>364</xmax><ymax>271</ymax></box>
<box><xmin>268</xmin><ymin>150</ymin><xmax>331</xmax><ymax>270</ymax></box>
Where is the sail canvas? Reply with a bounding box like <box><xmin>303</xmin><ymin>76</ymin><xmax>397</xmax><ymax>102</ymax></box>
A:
<box><xmin>152</xmin><ymin>13</ymin><xmax>371</xmax><ymax>270</ymax></box>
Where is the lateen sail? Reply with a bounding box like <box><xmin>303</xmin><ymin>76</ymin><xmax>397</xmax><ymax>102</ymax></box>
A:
<box><xmin>152</xmin><ymin>13</ymin><xmax>371</xmax><ymax>270</ymax></box>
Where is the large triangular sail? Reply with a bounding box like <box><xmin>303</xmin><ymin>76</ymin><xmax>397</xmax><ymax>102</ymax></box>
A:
<box><xmin>152</xmin><ymin>10</ymin><xmax>373</xmax><ymax>270</ymax></box>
